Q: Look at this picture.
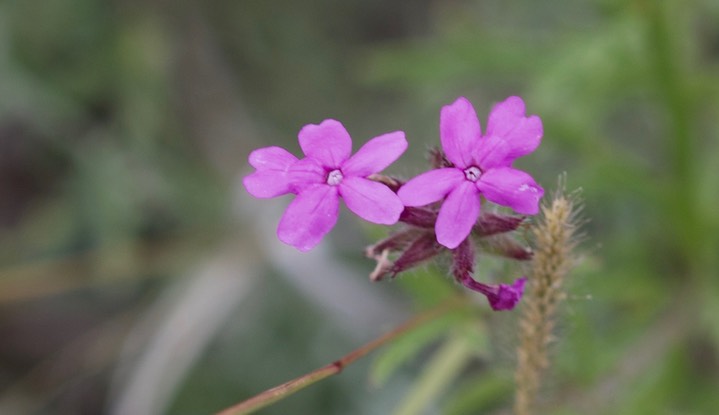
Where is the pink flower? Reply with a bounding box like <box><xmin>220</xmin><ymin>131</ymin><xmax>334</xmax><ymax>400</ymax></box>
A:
<box><xmin>398</xmin><ymin>96</ymin><xmax>544</xmax><ymax>249</ymax></box>
<box><xmin>243</xmin><ymin>119</ymin><xmax>407</xmax><ymax>251</ymax></box>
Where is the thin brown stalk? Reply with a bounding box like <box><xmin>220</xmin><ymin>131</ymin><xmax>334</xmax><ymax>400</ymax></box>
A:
<box><xmin>514</xmin><ymin>185</ymin><xmax>581</xmax><ymax>415</ymax></box>
<box><xmin>215</xmin><ymin>297</ymin><xmax>466</xmax><ymax>415</ymax></box>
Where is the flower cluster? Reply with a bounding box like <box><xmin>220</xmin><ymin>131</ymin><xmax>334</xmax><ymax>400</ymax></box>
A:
<box><xmin>243</xmin><ymin>96</ymin><xmax>544</xmax><ymax>310</ymax></box>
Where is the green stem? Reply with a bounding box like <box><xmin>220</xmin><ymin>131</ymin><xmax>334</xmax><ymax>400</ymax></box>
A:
<box><xmin>215</xmin><ymin>298</ymin><xmax>466</xmax><ymax>415</ymax></box>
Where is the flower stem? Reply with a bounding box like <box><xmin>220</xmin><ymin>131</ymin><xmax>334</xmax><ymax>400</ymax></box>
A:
<box><xmin>215</xmin><ymin>297</ymin><xmax>466</xmax><ymax>415</ymax></box>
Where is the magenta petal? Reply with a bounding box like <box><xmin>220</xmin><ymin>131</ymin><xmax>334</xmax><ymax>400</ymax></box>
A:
<box><xmin>440</xmin><ymin>97</ymin><xmax>481</xmax><ymax>168</ymax></box>
<box><xmin>472</xmin><ymin>135</ymin><xmax>512</xmax><ymax>170</ymax></box>
<box><xmin>435</xmin><ymin>181</ymin><xmax>480</xmax><ymax>249</ymax></box>
<box><xmin>397</xmin><ymin>168</ymin><xmax>464</xmax><ymax>207</ymax></box>
<box><xmin>248</xmin><ymin>146</ymin><xmax>298</xmax><ymax>171</ymax></box>
<box><xmin>340</xmin><ymin>177</ymin><xmax>403</xmax><ymax>224</ymax></box>
<box><xmin>298</xmin><ymin>119</ymin><xmax>352</xmax><ymax>167</ymax></box>
<box><xmin>277</xmin><ymin>185</ymin><xmax>339</xmax><ymax>251</ymax></box>
<box><xmin>287</xmin><ymin>157</ymin><xmax>325</xmax><ymax>192</ymax></box>
<box><xmin>476</xmin><ymin>167</ymin><xmax>544</xmax><ymax>215</ymax></box>
<box><xmin>486</xmin><ymin>97</ymin><xmax>526</xmax><ymax>137</ymax></box>
<box><xmin>243</xmin><ymin>171</ymin><xmax>293</xmax><ymax>198</ymax></box>
<box><xmin>485</xmin><ymin>96</ymin><xmax>542</xmax><ymax>165</ymax></box>
<box><xmin>244</xmin><ymin>146</ymin><xmax>298</xmax><ymax>198</ymax></box>
<box><xmin>341</xmin><ymin>131</ymin><xmax>407</xmax><ymax>177</ymax></box>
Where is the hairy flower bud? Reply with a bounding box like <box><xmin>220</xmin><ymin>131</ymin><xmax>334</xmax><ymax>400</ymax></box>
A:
<box><xmin>399</xmin><ymin>207</ymin><xmax>439</xmax><ymax>228</ymax></box>
<box><xmin>477</xmin><ymin>234</ymin><xmax>534</xmax><ymax>261</ymax></box>
<box><xmin>473</xmin><ymin>213</ymin><xmax>526</xmax><ymax>236</ymax></box>
<box><xmin>428</xmin><ymin>147</ymin><xmax>453</xmax><ymax>169</ymax></box>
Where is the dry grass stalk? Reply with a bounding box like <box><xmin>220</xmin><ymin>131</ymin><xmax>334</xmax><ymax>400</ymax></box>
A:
<box><xmin>514</xmin><ymin>186</ymin><xmax>581</xmax><ymax>415</ymax></box>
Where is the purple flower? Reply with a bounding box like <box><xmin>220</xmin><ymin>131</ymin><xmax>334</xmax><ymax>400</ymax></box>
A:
<box><xmin>243</xmin><ymin>119</ymin><xmax>407</xmax><ymax>252</ymax></box>
<box><xmin>449</xmin><ymin>238</ymin><xmax>526</xmax><ymax>310</ymax></box>
<box><xmin>398</xmin><ymin>96</ymin><xmax>544</xmax><ymax>249</ymax></box>
<box><xmin>459</xmin><ymin>276</ymin><xmax>527</xmax><ymax>311</ymax></box>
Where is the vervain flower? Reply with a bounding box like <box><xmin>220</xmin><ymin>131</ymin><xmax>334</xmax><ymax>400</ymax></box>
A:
<box><xmin>452</xmin><ymin>238</ymin><xmax>527</xmax><ymax>311</ymax></box>
<box><xmin>398</xmin><ymin>96</ymin><xmax>544</xmax><ymax>249</ymax></box>
<box><xmin>463</xmin><ymin>276</ymin><xmax>528</xmax><ymax>311</ymax></box>
<box><xmin>243</xmin><ymin>119</ymin><xmax>407</xmax><ymax>251</ymax></box>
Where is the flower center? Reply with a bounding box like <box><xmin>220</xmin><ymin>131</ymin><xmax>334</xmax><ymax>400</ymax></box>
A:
<box><xmin>464</xmin><ymin>166</ymin><xmax>482</xmax><ymax>182</ymax></box>
<box><xmin>326</xmin><ymin>169</ymin><xmax>344</xmax><ymax>186</ymax></box>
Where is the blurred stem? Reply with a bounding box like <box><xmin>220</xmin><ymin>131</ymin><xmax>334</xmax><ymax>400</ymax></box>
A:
<box><xmin>215</xmin><ymin>297</ymin><xmax>467</xmax><ymax>415</ymax></box>
<box><xmin>391</xmin><ymin>333</ymin><xmax>474</xmax><ymax>415</ymax></box>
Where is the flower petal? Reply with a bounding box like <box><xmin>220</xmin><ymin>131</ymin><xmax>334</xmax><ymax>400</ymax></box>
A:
<box><xmin>440</xmin><ymin>97</ymin><xmax>481</xmax><ymax>168</ymax></box>
<box><xmin>341</xmin><ymin>131</ymin><xmax>407</xmax><ymax>177</ymax></box>
<box><xmin>435</xmin><ymin>181</ymin><xmax>480</xmax><ymax>249</ymax></box>
<box><xmin>340</xmin><ymin>176</ymin><xmax>403</xmax><ymax>224</ymax></box>
<box><xmin>248</xmin><ymin>146</ymin><xmax>298</xmax><ymax>171</ymax></box>
<box><xmin>485</xmin><ymin>96</ymin><xmax>542</xmax><ymax>164</ymax></box>
<box><xmin>287</xmin><ymin>157</ymin><xmax>325</xmax><ymax>192</ymax></box>
<box><xmin>277</xmin><ymin>185</ymin><xmax>339</xmax><ymax>251</ymax></box>
<box><xmin>244</xmin><ymin>146</ymin><xmax>299</xmax><ymax>198</ymax></box>
<box><xmin>471</xmin><ymin>134</ymin><xmax>512</xmax><ymax>170</ymax></box>
<box><xmin>298</xmin><ymin>119</ymin><xmax>352</xmax><ymax>167</ymax></box>
<box><xmin>476</xmin><ymin>167</ymin><xmax>544</xmax><ymax>215</ymax></box>
<box><xmin>243</xmin><ymin>171</ymin><xmax>293</xmax><ymax>198</ymax></box>
<box><xmin>397</xmin><ymin>168</ymin><xmax>464</xmax><ymax>207</ymax></box>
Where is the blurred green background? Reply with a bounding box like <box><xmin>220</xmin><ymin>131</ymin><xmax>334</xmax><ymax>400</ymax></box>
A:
<box><xmin>1</xmin><ymin>0</ymin><xmax>718</xmax><ymax>414</ymax></box>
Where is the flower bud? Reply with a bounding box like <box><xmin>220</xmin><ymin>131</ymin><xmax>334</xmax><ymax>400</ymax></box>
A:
<box><xmin>428</xmin><ymin>147</ymin><xmax>453</xmax><ymax>169</ymax></box>
<box><xmin>399</xmin><ymin>207</ymin><xmax>438</xmax><ymax>228</ymax></box>
<box><xmin>389</xmin><ymin>231</ymin><xmax>443</xmax><ymax>277</ymax></box>
<box><xmin>477</xmin><ymin>234</ymin><xmax>533</xmax><ymax>261</ymax></box>
<box><xmin>473</xmin><ymin>213</ymin><xmax>526</xmax><ymax>236</ymax></box>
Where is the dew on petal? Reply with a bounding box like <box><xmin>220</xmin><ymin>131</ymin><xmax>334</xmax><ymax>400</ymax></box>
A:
<box><xmin>518</xmin><ymin>183</ymin><xmax>540</xmax><ymax>193</ymax></box>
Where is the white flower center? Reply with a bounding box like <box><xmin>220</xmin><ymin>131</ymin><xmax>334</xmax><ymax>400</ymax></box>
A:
<box><xmin>326</xmin><ymin>169</ymin><xmax>344</xmax><ymax>186</ymax></box>
<box><xmin>464</xmin><ymin>166</ymin><xmax>482</xmax><ymax>182</ymax></box>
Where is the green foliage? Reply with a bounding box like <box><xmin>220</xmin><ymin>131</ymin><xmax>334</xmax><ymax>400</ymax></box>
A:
<box><xmin>390</xmin><ymin>333</ymin><xmax>477</xmax><ymax>415</ymax></box>
<box><xmin>370</xmin><ymin>310</ymin><xmax>480</xmax><ymax>387</ymax></box>
<box><xmin>444</xmin><ymin>371</ymin><xmax>513</xmax><ymax>415</ymax></box>
<box><xmin>395</xmin><ymin>266</ymin><xmax>458</xmax><ymax>307</ymax></box>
